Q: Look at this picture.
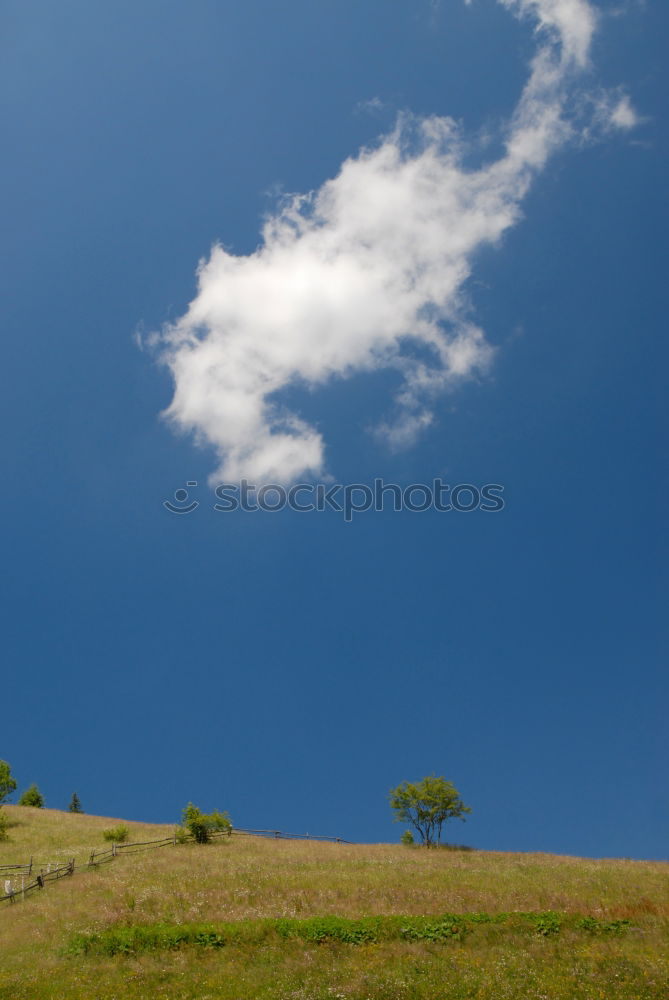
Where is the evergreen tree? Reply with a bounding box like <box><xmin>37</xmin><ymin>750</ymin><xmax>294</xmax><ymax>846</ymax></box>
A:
<box><xmin>68</xmin><ymin>792</ymin><xmax>83</xmax><ymax>813</ymax></box>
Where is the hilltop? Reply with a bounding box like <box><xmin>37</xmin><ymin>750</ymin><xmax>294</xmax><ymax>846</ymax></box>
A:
<box><xmin>0</xmin><ymin>806</ymin><xmax>667</xmax><ymax>999</ymax></box>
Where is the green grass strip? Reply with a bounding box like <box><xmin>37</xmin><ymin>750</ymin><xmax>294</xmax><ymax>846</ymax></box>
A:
<box><xmin>65</xmin><ymin>911</ymin><xmax>634</xmax><ymax>957</ymax></box>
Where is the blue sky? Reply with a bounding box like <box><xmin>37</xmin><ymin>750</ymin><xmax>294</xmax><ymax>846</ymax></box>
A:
<box><xmin>2</xmin><ymin>0</ymin><xmax>666</xmax><ymax>859</ymax></box>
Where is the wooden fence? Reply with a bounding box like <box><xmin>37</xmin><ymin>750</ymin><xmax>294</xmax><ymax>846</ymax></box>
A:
<box><xmin>0</xmin><ymin>859</ymin><xmax>32</xmax><ymax>876</ymax></box>
<box><xmin>1</xmin><ymin>859</ymin><xmax>74</xmax><ymax>904</ymax></box>
<box><xmin>1</xmin><ymin>825</ymin><xmax>350</xmax><ymax>908</ymax></box>
<box><xmin>87</xmin><ymin>835</ymin><xmax>177</xmax><ymax>865</ymax></box>
<box><xmin>233</xmin><ymin>827</ymin><xmax>350</xmax><ymax>843</ymax></box>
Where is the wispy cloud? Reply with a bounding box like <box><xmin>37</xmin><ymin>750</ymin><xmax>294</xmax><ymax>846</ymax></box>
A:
<box><xmin>154</xmin><ymin>0</ymin><xmax>634</xmax><ymax>484</ymax></box>
<box><xmin>498</xmin><ymin>0</ymin><xmax>597</xmax><ymax>67</ymax></box>
<box><xmin>608</xmin><ymin>94</ymin><xmax>639</xmax><ymax>129</ymax></box>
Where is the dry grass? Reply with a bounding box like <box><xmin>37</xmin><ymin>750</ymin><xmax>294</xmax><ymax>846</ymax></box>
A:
<box><xmin>0</xmin><ymin>805</ymin><xmax>174</xmax><ymax>863</ymax></box>
<box><xmin>0</xmin><ymin>806</ymin><xmax>667</xmax><ymax>999</ymax></box>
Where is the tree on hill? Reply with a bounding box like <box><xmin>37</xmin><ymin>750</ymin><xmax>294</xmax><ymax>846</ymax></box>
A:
<box><xmin>18</xmin><ymin>784</ymin><xmax>44</xmax><ymax>808</ymax></box>
<box><xmin>0</xmin><ymin>760</ymin><xmax>17</xmax><ymax>804</ymax></box>
<box><xmin>182</xmin><ymin>803</ymin><xmax>232</xmax><ymax>844</ymax></box>
<box><xmin>389</xmin><ymin>775</ymin><xmax>471</xmax><ymax>847</ymax></box>
<box><xmin>68</xmin><ymin>792</ymin><xmax>83</xmax><ymax>813</ymax></box>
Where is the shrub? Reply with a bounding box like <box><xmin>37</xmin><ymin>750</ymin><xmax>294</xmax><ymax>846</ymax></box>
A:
<box><xmin>400</xmin><ymin>830</ymin><xmax>414</xmax><ymax>845</ymax></box>
<box><xmin>182</xmin><ymin>804</ymin><xmax>209</xmax><ymax>844</ymax></box>
<box><xmin>18</xmin><ymin>784</ymin><xmax>44</xmax><ymax>808</ymax></box>
<box><xmin>181</xmin><ymin>803</ymin><xmax>232</xmax><ymax>844</ymax></box>
<box><xmin>102</xmin><ymin>824</ymin><xmax>129</xmax><ymax>843</ymax></box>
<box><xmin>0</xmin><ymin>809</ymin><xmax>9</xmax><ymax>842</ymax></box>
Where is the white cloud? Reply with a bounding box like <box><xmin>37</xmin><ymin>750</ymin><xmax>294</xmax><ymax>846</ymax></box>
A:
<box><xmin>499</xmin><ymin>0</ymin><xmax>597</xmax><ymax>67</ymax></box>
<box><xmin>609</xmin><ymin>95</ymin><xmax>639</xmax><ymax>129</ymax></box>
<box><xmin>355</xmin><ymin>96</ymin><xmax>388</xmax><ymax>117</ymax></box>
<box><xmin>155</xmin><ymin>0</ymin><xmax>631</xmax><ymax>485</ymax></box>
<box><xmin>579</xmin><ymin>89</ymin><xmax>641</xmax><ymax>142</ymax></box>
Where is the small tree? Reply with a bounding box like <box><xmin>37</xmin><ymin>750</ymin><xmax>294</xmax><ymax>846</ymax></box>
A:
<box><xmin>182</xmin><ymin>803</ymin><xmax>232</xmax><ymax>844</ymax></box>
<box><xmin>0</xmin><ymin>760</ymin><xmax>17</xmax><ymax>804</ymax></box>
<box><xmin>0</xmin><ymin>810</ymin><xmax>9</xmax><ymax>842</ymax></box>
<box><xmin>68</xmin><ymin>793</ymin><xmax>83</xmax><ymax>814</ymax></box>
<box><xmin>18</xmin><ymin>784</ymin><xmax>44</xmax><ymax>808</ymax></box>
<box><xmin>389</xmin><ymin>775</ymin><xmax>471</xmax><ymax>847</ymax></box>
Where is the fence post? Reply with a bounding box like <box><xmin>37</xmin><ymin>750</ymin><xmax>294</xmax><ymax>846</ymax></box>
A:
<box><xmin>21</xmin><ymin>876</ymin><xmax>25</xmax><ymax>901</ymax></box>
<box><xmin>112</xmin><ymin>842</ymin><xmax>117</xmax><ymax>858</ymax></box>
<box><xmin>173</xmin><ymin>830</ymin><xmax>177</xmax><ymax>847</ymax></box>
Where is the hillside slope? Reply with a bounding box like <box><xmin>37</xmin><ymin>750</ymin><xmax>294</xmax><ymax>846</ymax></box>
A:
<box><xmin>0</xmin><ymin>806</ymin><xmax>667</xmax><ymax>999</ymax></box>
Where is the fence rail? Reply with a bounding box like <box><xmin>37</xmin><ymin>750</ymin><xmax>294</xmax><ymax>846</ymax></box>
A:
<box><xmin>0</xmin><ymin>858</ymin><xmax>32</xmax><ymax>876</ymax></box>
<box><xmin>87</xmin><ymin>847</ymin><xmax>115</xmax><ymax>865</ymax></box>
<box><xmin>114</xmin><ymin>836</ymin><xmax>176</xmax><ymax>854</ymax></box>
<box><xmin>1</xmin><ymin>824</ymin><xmax>351</xmax><ymax>909</ymax></box>
<box><xmin>232</xmin><ymin>827</ymin><xmax>351</xmax><ymax>844</ymax></box>
<box><xmin>116</xmin><ymin>836</ymin><xmax>176</xmax><ymax>849</ymax></box>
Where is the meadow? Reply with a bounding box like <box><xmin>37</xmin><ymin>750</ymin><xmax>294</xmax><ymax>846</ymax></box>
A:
<box><xmin>0</xmin><ymin>806</ymin><xmax>667</xmax><ymax>999</ymax></box>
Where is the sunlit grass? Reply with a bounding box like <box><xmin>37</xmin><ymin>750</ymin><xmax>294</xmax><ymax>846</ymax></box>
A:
<box><xmin>0</xmin><ymin>806</ymin><xmax>667</xmax><ymax>998</ymax></box>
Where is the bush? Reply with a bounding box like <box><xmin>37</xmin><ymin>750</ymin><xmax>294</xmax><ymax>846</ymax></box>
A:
<box><xmin>0</xmin><ymin>809</ymin><xmax>9</xmax><ymax>842</ymax></box>
<box><xmin>181</xmin><ymin>803</ymin><xmax>232</xmax><ymax>844</ymax></box>
<box><xmin>400</xmin><ymin>830</ymin><xmax>415</xmax><ymax>845</ymax></box>
<box><xmin>18</xmin><ymin>784</ymin><xmax>44</xmax><ymax>808</ymax></box>
<box><xmin>102</xmin><ymin>824</ymin><xmax>129</xmax><ymax>843</ymax></box>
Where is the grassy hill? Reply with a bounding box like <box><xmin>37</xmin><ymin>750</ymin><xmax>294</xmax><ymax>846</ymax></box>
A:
<box><xmin>0</xmin><ymin>805</ymin><xmax>667</xmax><ymax>999</ymax></box>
